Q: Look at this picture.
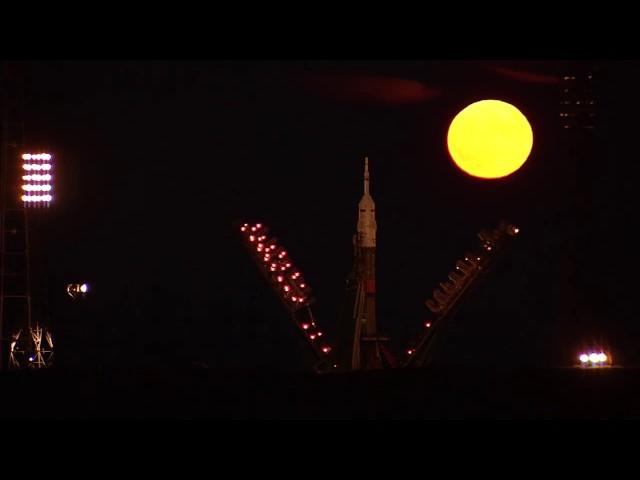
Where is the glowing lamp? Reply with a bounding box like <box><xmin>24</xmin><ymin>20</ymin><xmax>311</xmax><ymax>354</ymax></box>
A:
<box><xmin>579</xmin><ymin>354</ymin><xmax>589</xmax><ymax>363</ymax></box>
<box><xmin>66</xmin><ymin>283</ymin><xmax>89</xmax><ymax>300</ymax></box>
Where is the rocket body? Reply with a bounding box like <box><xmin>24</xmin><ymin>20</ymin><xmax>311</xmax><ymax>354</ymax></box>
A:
<box><xmin>351</xmin><ymin>158</ymin><xmax>382</xmax><ymax>370</ymax></box>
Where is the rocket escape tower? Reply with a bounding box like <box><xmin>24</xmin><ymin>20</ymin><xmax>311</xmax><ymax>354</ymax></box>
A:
<box><xmin>0</xmin><ymin>62</ymin><xmax>54</xmax><ymax>371</ymax></box>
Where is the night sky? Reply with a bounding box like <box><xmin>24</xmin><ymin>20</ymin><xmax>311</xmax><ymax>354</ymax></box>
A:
<box><xmin>19</xmin><ymin>60</ymin><xmax>640</xmax><ymax>371</ymax></box>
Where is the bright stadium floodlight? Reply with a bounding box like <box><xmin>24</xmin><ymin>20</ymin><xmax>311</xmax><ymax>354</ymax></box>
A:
<box><xmin>21</xmin><ymin>153</ymin><xmax>53</xmax><ymax>206</ymax></box>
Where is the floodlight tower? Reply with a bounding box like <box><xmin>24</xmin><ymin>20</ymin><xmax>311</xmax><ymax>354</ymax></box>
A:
<box><xmin>0</xmin><ymin>62</ymin><xmax>54</xmax><ymax>370</ymax></box>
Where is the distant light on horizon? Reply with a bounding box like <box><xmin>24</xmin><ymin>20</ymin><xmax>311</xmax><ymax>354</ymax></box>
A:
<box><xmin>580</xmin><ymin>351</ymin><xmax>610</xmax><ymax>367</ymax></box>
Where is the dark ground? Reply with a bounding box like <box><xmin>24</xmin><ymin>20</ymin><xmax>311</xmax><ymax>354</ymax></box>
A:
<box><xmin>1</xmin><ymin>366</ymin><xmax>639</xmax><ymax>419</ymax></box>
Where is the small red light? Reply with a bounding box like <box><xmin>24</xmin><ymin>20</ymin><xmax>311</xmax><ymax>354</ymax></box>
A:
<box><xmin>317</xmin><ymin>331</ymin><xmax>323</xmax><ymax>337</ymax></box>
<box><xmin>425</xmin><ymin>322</ymin><xmax>431</xmax><ymax>328</ymax></box>
<box><xmin>249</xmin><ymin>235</ymin><xmax>255</xmax><ymax>242</ymax></box>
<box><xmin>256</xmin><ymin>223</ymin><xmax>262</xmax><ymax>229</ymax></box>
<box><xmin>240</xmin><ymin>226</ymin><xmax>246</xmax><ymax>232</ymax></box>
<box><xmin>251</xmin><ymin>227</ymin><xmax>256</xmax><ymax>232</ymax></box>
<box><xmin>300</xmin><ymin>283</ymin><xmax>306</xmax><ymax>288</ymax></box>
<box><xmin>284</xmin><ymin>285</ymin><xmax>290</xmax><ymax>292</ymax></box>
<box><xmin>301</xmin><ymin>324</ymin><xmax>310</xmax><ymax>330</ymax></box>
<box><xmin>309</xmin><ymin>334</ymin><xmax>316</xmax><ymax>340</ymax></box>
<box><xmin>321</xmin><ymin>346</ymin><xmax>331</xmax><ymax>354</ymax></box>
<box><xmin>277</xmin><ymin>276</ymin><xmax>283</xmax><ymax>282</ymax></box>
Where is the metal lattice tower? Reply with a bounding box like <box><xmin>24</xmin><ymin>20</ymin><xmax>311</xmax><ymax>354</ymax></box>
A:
<box><xmin>0</xmin><ymin>61</ymin><xmax>53</xmax><ymax>370</ymax></box>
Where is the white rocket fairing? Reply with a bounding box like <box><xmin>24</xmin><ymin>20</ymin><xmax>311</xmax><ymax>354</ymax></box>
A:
<box><xmin>357</xmin><ymin>157</ymin><xmax>376</xmax><ymax>248</ymax></box>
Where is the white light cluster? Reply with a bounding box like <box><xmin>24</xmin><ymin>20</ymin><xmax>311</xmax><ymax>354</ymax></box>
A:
<box><xmin>22</xmin><ymin>164</ymin><xmax>52</xmax><ymax>171</ymax></box>
<box><xmin>579</xmin><ymin>352</ymin><xmax>609</xmax><ymax>366</ymax></box>
<box><xmin>22</xmin><ymin>154</ymin><xmax>52</xmax><ymax>161</ymax></box>
<box><xmin>21</xmin><ymin>153</ymin><xmax>53</xmax><ymax>206</ymax></box>
<box><xmin>22</xmin><ymin>195</ymin><xmax>53</xmax><ymax>202</ymax></box>
<box><xmin>22</xmin><ymin>174</ymin><xmax>52</xmax><ymax>181</ymax></box>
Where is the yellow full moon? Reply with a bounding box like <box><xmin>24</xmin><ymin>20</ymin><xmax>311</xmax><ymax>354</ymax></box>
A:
<box><xmin>447</xmin><ymin>99</ymin><xmax>533</xmax><ymax>179</ymax></box>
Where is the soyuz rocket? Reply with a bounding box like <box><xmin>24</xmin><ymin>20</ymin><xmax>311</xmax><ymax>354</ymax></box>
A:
<box><xmin>350</xmin><ymin>157</ymin><xmax>383</xmax><ymax>370</ymax></box>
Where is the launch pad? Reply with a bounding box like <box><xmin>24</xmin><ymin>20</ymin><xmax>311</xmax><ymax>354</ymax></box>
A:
<box><xmin>239</xmin><ymin>157</ymin><xmax>520</xmax><ymax>372</ymax></box>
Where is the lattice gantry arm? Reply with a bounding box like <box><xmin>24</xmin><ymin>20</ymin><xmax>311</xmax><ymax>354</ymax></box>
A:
<box><xmin>404</xmin><ymin>221</ymin><xmax>520</xmax><ymax>367</ymax></box>
<box><xmin>238</xmin><ymin>222</ymin><xmax>337</xmax><ymax>369</ymax></box>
